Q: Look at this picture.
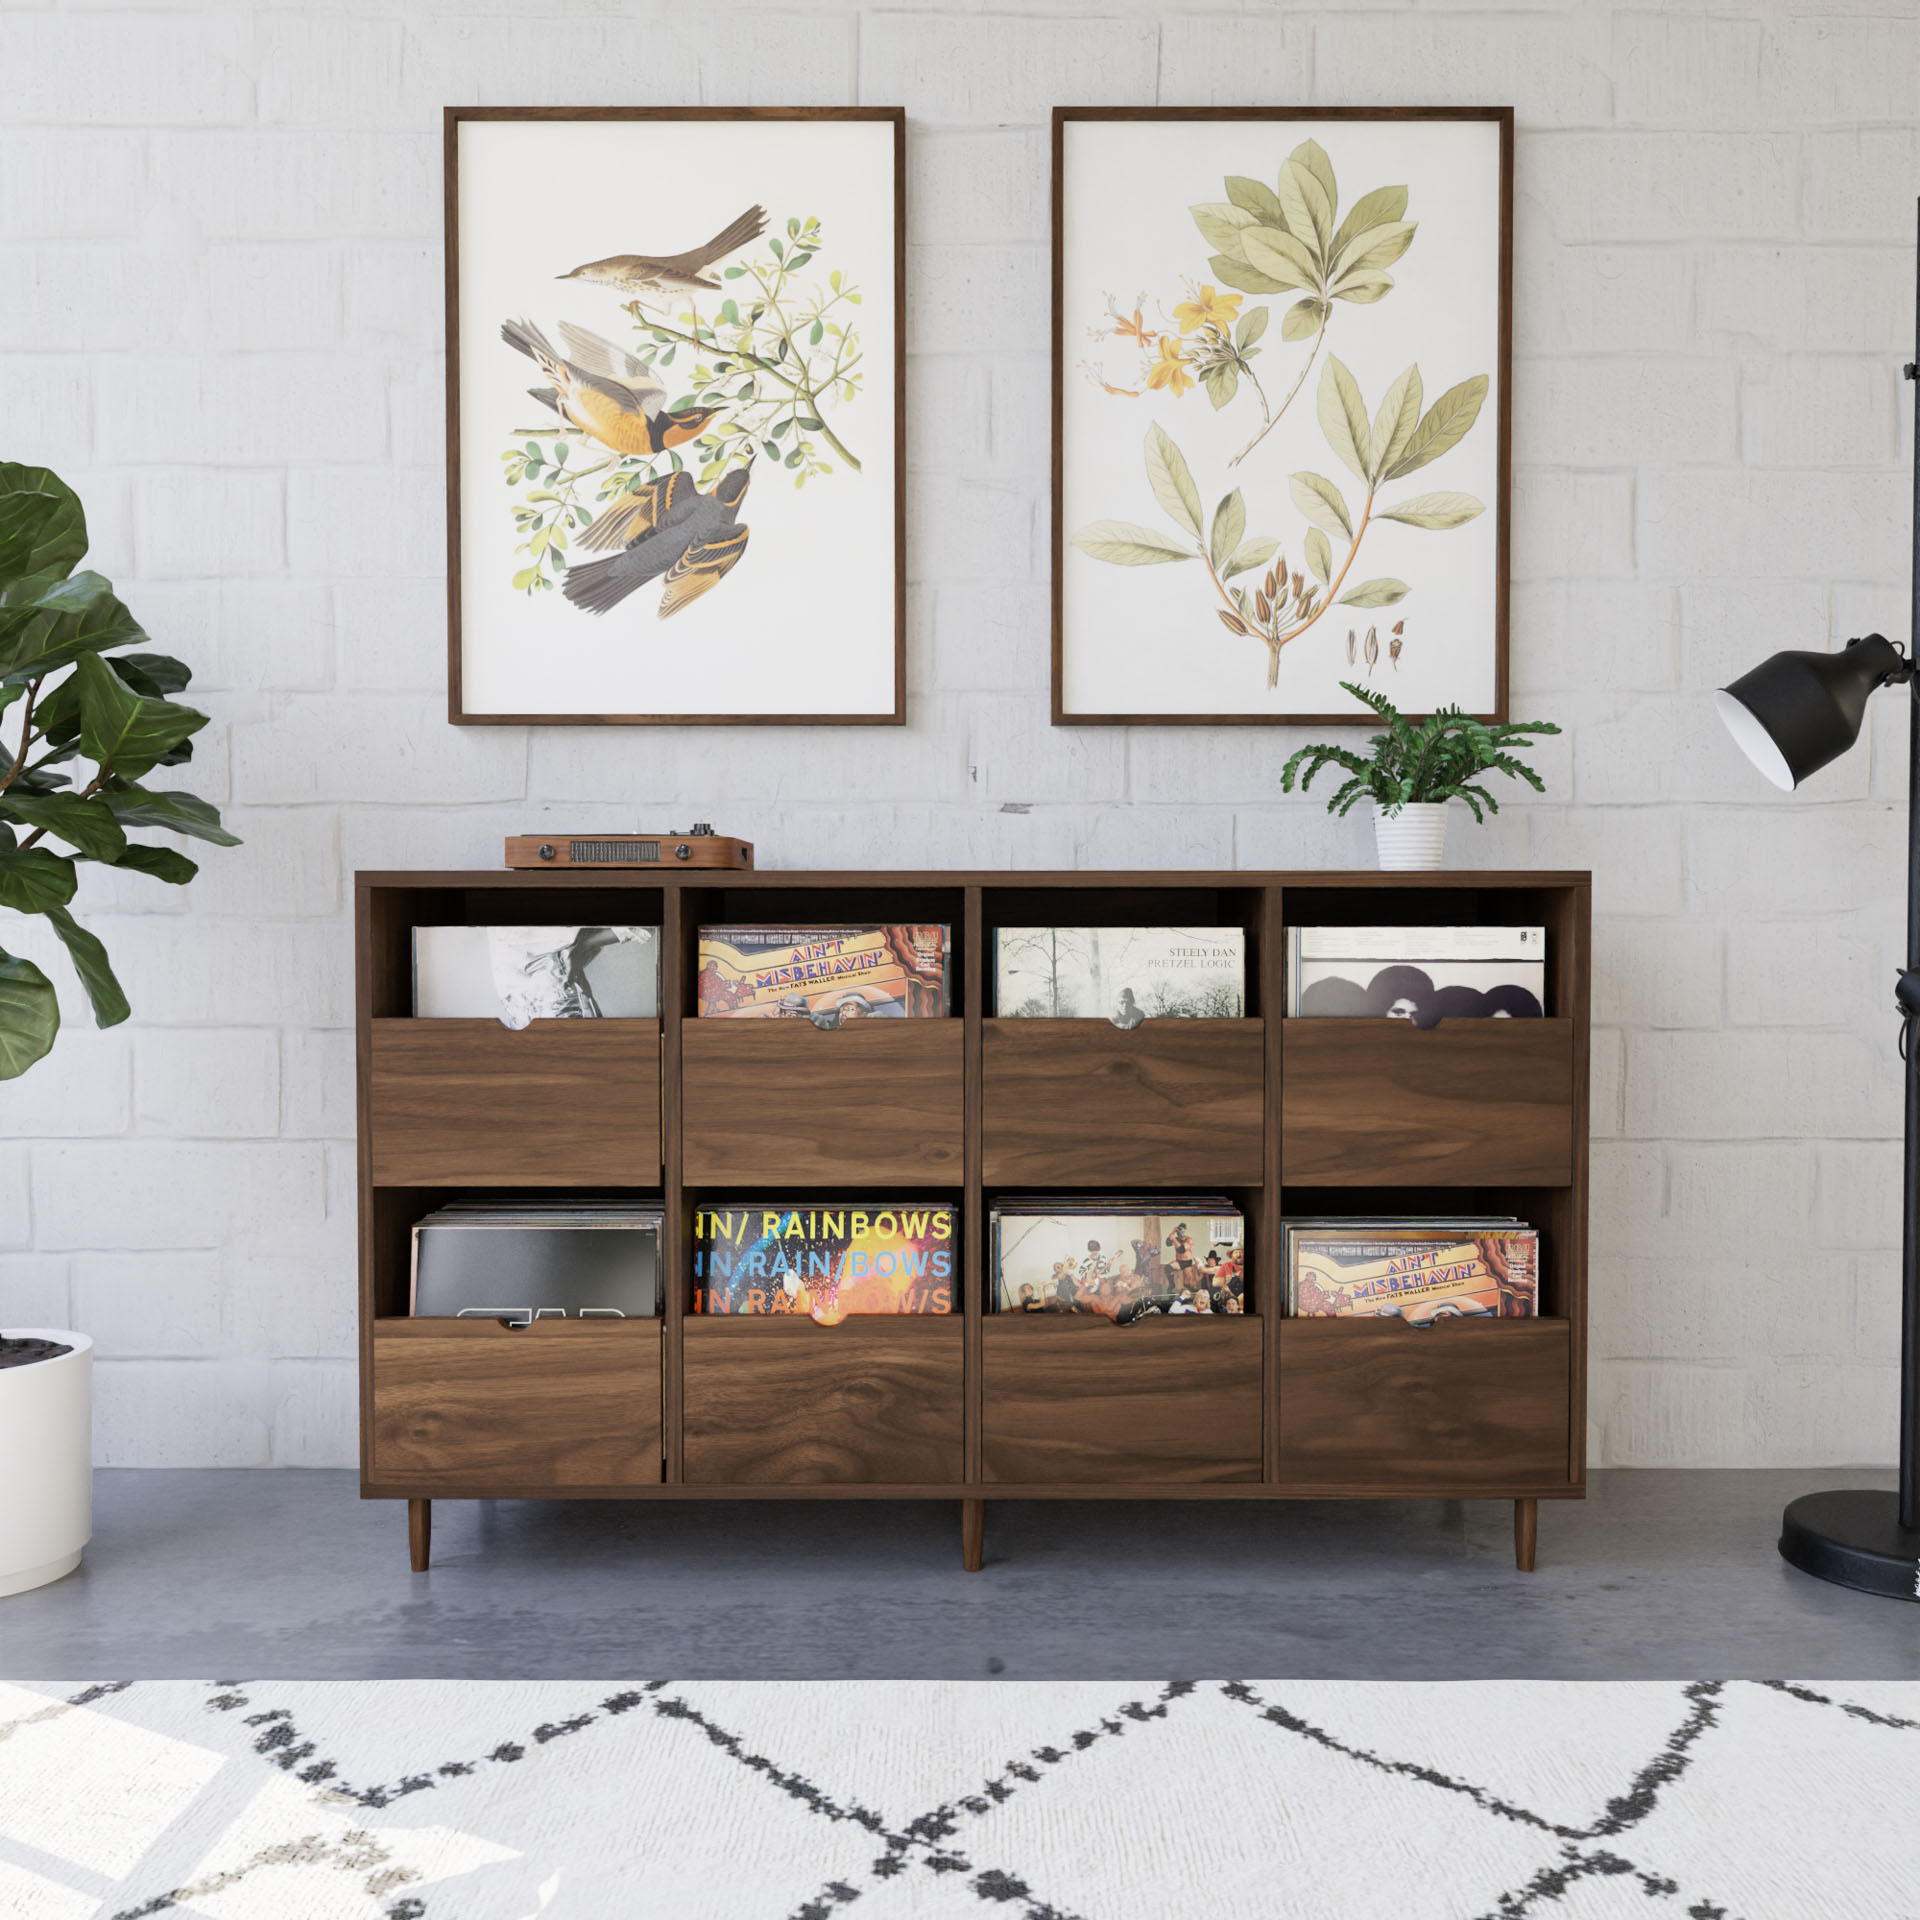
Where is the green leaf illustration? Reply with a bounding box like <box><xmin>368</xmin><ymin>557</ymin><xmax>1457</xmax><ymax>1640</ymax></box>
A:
<box><xmin>1291</xmin><ymin>139</ymin><xmax>1339</xmax><ymax>233</ymax></box>
<box><xmin>1280</xmin><ymin>297</ymin><xmax>1326</xmax><ymax>342</ymax></box>
<box><xmin>1318</xmin><ymin>357</ymin><xmax>1373</xmax><ymax>486</ymax></box>
<box><xmin>1144</xmin><ymin>423</ymin><xmax>1204</xmax><ymax>540</ymax></box>
<box><xmin>1210</xmin><ymin>490</ymin><xmax>1246</xmax><ymax>572</ymax></box>
<box><xmin>1370</xmin><ymin>366</ymin><xmax>1423</xmax><ymax>483</ymax></box>
<box><xmin>1333</xmin><ymin>220</ymin><xmax>1417</xmax><ymax>280</ymax></box>
<box><xmin>1338</xmin><ymin>578</ymin><xmax>1412</xmax><ymax>608</ymax></box>
<box><xmin>1072</xmin><ymin>521</ymin><xmax>1196</xmax><ymax>566</ymax></box>
<box><xmin>1290</xmin><ymin>471</ymin><xmax>1352</xmax><ymax>540</ymax></box>
<box><xmin>1384</xmin><ymin>375</ymin><xmax>1490</xmax><ymax>481</ymax></box>
<box><xmin>1278</xmin><ymin>158</ymin><xmax>1331</xmax><ymax>257</ymax></box>
<box><xmin>1208</xmin><ymin>253</ymin><xmax>1286</xmax><ymax>296</ymax></box>
<box><xmin>1330</xmin><ymin>269</ymin><xmax>1398</xmax><ymax>304</ymax></box>
<box><xmin>0</xmin><ymin>951</ymin><xmax>58</xmax><ymax>1080</ymax></box>
<box><xmin>1223</xmin><ymin>536</ymin><xmax>1281</xmax><ymax>579</ymax></box>
<box><xmin>1202</xmin><ymin>363</ymin><xmax>1240</xmax><ymax>410</ymax></box>
<box><xmin>1305</xmin><ymin>528</ymin><xmax>1332</xmax><ymax>587</ymax></box>
<box><xmin>1192</xmin><ymin>203</ymin><xmax>1259</xmax><ymax>259</ymax></box>
<box><xmin>1329</xmin><ymin>185</ymin><xmax>1408</xmax><ymax>263</ymax></box>
<box><xmin>1234</xmin><ymin>306</ymin><xmax>1270</xmax><ymax>351</ymax></box>
<box><xmin>1239</xmin><ymin>227</ymin><xmax>1318</xmax><ymax>294</ymax></box>
<box><xmin>1225</xmin><ymin>176</ymin><xmax>1287</xmax><ymax>226</ymax></box>
<box><xmin>1375</xmin><ymin>490</ymin><xmax>1486</xmax><ymax>530</ymax></box>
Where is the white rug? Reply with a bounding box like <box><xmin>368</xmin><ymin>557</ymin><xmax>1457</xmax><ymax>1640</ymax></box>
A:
<box><xmin>0</xmin><ymin>1679</ymin><xmax>1915</xmax><ymax>1919</ymax></box>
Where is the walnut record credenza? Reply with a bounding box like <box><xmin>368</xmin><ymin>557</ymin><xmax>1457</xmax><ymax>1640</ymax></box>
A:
<box><xmin>356</xmin><ymin>869</ymin><xmax>1591</xmax><ymax>1575</ymax></box>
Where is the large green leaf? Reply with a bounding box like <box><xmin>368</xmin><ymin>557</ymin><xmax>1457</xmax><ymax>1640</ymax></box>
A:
<box><xmin>1333</xmin><ymin>219</ymin><xmax>1417</xmax><ymax>280</ymax></box>
<box><xmin>1289</xmin><ymin>471</ymin><xmax>1352</xmax><ymax>541</ymax></box>
<box><xmin>1375</xmin><ymin>490</ymin><xmax>1486</xmax><ymax>530</ymax></box>
<box><xmin>0</xmin><ymin>791</ymin><xmax>128</xmax><ymax>859</ymax></box>
<box><xmin>1201</xmin><ymin>363</ymin><xmax>1238</xmax><ymax>411</ymax></box>
<box><xmin>1338</xmin><ymin>577</ymin><xmax>1412</xmax><ymax>609</ymax></box>
<box><xmin>1143</xmin><ymin>423</ymin><xmax>1203</xmax><ymax>541</ymax></box>
<box><xmin>72</xmin><ymin>650</ymin><xmax>207</xmax><ymax>781</ymax></box>
<box><xmin>1291</xmin><ymin>139</ymin><xmax>1339</xmax><ymax>233</ymax></box>
<box><xmin>0</xmin><ymin>464</ymin><xmax>87</xmax><ymax>585</ymax></box>
<box><xmin>109</xmin><ymin>842</ymin><xmax>199</xmax><ymax>885</ymax></box>
<box><xmin>1223</xmin><ymin>176</ymin><xmax>1287</xmax><ymax>226</ymax></box>
<box><xmin>1192</xmin><ymin>203</ymin><xmax>1258</xmax><ymax>259</ymax></box>
<box><xmin>1240</xmin><ymin>226</ymin><xmax>1319</xmax><ymax>294</ymax></box>
<box><xmin>1280</xmin><ymin>297</ymin><xmax>1327</xmax><ymax>343</ymax></box>
<box><xmin>1385</xmin><ymin>375</ymin><xmax>1490</xmax><ymax>481</ymax></box>
<box><xmin>1370</xmin><ymin>366</ymin><xmax>1424</xmax><ymax>483</ymax></box>
<box><xmin>1328</xmin><ymin>268</ymin><xmax>1398</xmax><ymax>304</ymax></box>
<box><xmin>1223</xmin><ymin>535</ymin><xmax>1280</xmax><ymax>580</ymax></box>
<box><xmin>1305</xmin><ymin>528</ymin><xmax>1333</xmax><ymax>587</ymax></box>
<box><xmin>1277</xmin><ymin>158</ymin><xmax>1331</xmax><ymax>256</ymax></box>
<box><xmin>1207</xmin><ymin>253</ymin><xmax>1286</xmax><ymax>296</ymax></box>
<box><xmin>1318</xmin><ymin>357</ymin><xmax>1373</xmax><ymax>486</ymax></box>
<box><xmin>1329</xmin><ymin>184</ymin><xmax>1409</xmax><ymax>264</ymax></box>
<box><xmin>102</xmin><ymin>784</ymin><xmax>239</xmax><ymax>846</ymax></box>
<box><xmin>1071</xmin><ymin>521</ymin><xmax>1195</xmax><ymax>566</ymax></box>
<box><xmin>0</xmin><ymin>847</ymin><xmax>78</xmax><ymax>912</ymax></box>
<box><xmin>110</xmin><ymin>651</ymin><xmax>193</xmax><ymax>697</ymax></box>
<box><xmin>44</xmin><ymin>905</ymin><xmax>129</xmax><ymax>1028</ymax></box>
<box><xmin>0</xmin><ymin>573</ymin><xmax>147</xmax><ymax>682</ymax></box>
<box><xmin>0</xmin><ymin>950</ymin><xmax>58</xmax><ymax>1079</ymax></box>
<box><xmin>1209</xmin><ymin>490</ymin><xmax>1246</xmax><ymax>573</ymax></box>
<box><xmin>1234</xmin><ymin>305</ymin><xmax>1269</xmax><ymax>352</ymax></box>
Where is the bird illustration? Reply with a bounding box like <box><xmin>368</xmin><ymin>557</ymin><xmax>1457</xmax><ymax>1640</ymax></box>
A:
<box><xmin>563</xmin><ymin>467</ymin><xmax>751</xmax><ymax>619</ymax></box>
<box><xmin>558</xmin><ymin>206</ymin><xmax>768</xmax><ymax>302</ymax></box>
<box><xmin>500</xmin><ymin>318</ymin><xmax>724</xmax><ymax>458</ymax></box>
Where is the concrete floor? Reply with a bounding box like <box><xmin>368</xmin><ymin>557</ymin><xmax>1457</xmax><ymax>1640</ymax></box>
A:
<box><xmin>4</xmin><ymin>1469</ymin><xmax>1915</xmax><ymax>1680</ymax></box>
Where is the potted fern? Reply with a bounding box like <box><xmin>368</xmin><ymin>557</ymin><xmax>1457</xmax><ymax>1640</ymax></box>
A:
<box><xmin>1281</xmin><ymin>683</ymin><xmax>1560</xmax><ymax>870</ymax></box>
<box><xmin>1</xmin><ymin>462</ymin><xmax>237</xmax><ymax>1595</ymax></box>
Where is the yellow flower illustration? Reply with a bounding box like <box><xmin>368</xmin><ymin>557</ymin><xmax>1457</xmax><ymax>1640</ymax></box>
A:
<box><xmin>1173</xmin><ymin>284</ymin><xmax>1242</xmax><ymax>334</ymax></box>
<box><xmin>1145</xmin><ymin>336</ymin><xmax>1194</xmax><ymax>397</ymax></box>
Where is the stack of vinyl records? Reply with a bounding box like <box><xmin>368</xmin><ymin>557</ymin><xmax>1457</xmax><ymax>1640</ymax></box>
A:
<box><xmin>1284</xmin><ymin>925</ymin><xmax>1545</xmax><ymax>1024</ymax></box>
<box><xmin>412</xmin><ymin>925</ymin><xmax>660</xmax><ymax>1026</ymax></box>
<box><xmin>696</xmin><ymin>926</ymin><xmax>951</xmax><ymax>1021</ymax></box>
<box><xmin>410</xmin><ymin>1199</ymin><xmax>663</xmax><ymax>1321</ymax></box>
<box><xmin>992</xmin><ymin>1197</ymin><xmax>1246</xmax><ymax>1322</ymax></box>
<box><xmin>991</xmin><ymin>926</ymin><xmax>1245</xmax><ymax>1021</ymax></box>
<box><xmin>692</xmin><ymin>1199</ymin><xmax>957</xmax><ymax>1323</ymax></box>
<box><xmin>1283</xmin><ymin>1218</ymin><xmax>1538</xmax><ymax>1322</ymax></box>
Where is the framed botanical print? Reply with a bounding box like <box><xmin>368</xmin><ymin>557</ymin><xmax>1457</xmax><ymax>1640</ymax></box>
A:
<box><xmin>446</xmin><ymin>107</ymin><xmax>904</xmax><ymax>725</ymax></box>
<box><xmin>1053</xmin><ymin>108</ymin><xmax>1511</xmax><ymax>725</ymax></box>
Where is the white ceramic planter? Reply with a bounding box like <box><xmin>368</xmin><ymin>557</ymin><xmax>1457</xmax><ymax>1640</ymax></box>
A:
<box><xmin>1373</xmin><ymin>801</ymin><xmax>1449</xmax><ymax>871</ymax></box>
<box><xmin>0</xmin><ymin>1330</ymin><xmax>92</xmax><ymax>1598</ymax></box>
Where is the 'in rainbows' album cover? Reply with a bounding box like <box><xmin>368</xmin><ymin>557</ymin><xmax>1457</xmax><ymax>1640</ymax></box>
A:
<box><xmin>693</xmin><ymin>1202</ymin><xmax>957</xmax><ymax>1323</ymax></box>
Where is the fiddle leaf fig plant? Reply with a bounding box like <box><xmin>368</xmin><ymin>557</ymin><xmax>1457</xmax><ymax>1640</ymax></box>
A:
<box><xmin>0</xmin><ymin>463</ymin><xmax>238</xmax><ymax>1078</ymax></box>
<box><xmin>1281</xmin><ymin>680</ymin><xmax>1560</xmax><ymax>822</ymax></box>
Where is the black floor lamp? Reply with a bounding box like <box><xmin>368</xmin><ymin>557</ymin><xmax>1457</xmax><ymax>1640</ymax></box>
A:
<box><xmin>1713</xmin><ymin>213</ymin><xmax>1920</xmax><ymax>1602</ymax></box>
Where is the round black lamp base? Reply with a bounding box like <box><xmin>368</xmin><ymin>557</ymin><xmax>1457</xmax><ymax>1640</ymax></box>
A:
<box><xmin>1779</xmin><ymin>1489</ymin><xmax>1920</xmax><ymax>1602</ymax></box>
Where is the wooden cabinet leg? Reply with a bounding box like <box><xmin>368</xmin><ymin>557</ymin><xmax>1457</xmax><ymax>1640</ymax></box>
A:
<box><xmin>409</xmin><ymin>1499</ymin><xmax>432</xmax><ymax>1573</ymax></box>
<box><xmin>962</xmin><ymin>1498</ymin><xmax>984</xmax><ymax>1573</ymax></box>
<box><xmin>1513</xmin><ymin>1497</ymin><xmax>1537</xmax><ymax>1573</ymax></box>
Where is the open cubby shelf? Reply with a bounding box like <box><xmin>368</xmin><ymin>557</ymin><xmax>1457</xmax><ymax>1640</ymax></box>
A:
<box><xmin>358</xmin><ymin>868</ymin><xmax>1590</xmax><ymax>1570</ymax></box>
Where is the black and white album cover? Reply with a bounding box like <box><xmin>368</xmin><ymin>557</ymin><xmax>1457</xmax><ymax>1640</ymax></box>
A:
<box><xmin>993</xmin><ymin>927</ymin><xmax>1245</xmax><ymax>1021</ymax></box>
<box><xmin>413</xmin><ymin>924</ymin><xmax>660</xmax><ymax>1026</ymax></box>
<box><xmin>1286</xmin><ymin>924</ymin><xmax>1544</xmax><ymax>1023</ymax></box>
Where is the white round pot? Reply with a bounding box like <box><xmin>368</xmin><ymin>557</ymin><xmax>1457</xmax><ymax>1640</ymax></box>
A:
<box><xmin>0</xmin><ymin>1330</ymin><xmax>92</xmax><ymax>1598</ymax></box>
<box><xmin>1373</xmin><ymin>801</ymin><xmax>1449</xmax><ymax>871</ymax></box>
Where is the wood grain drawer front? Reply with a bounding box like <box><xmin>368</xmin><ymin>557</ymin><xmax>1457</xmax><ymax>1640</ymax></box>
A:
<box><xmin>369</xmin><ymin>1020</ymin><xmax>661</xmax><ymax>1185</ymax></box>
<box><xmin>681</xmin><ymin>1020</ymin><xmax>964</xmax><ymax>1185</ymax></box>
<box><xmin>682</xmin><ymin>1318</ymin><xmax>964</xmax><ymax>1485</ymax></box>
<box><xmin>982</xmin><ymin>1020</ymin><xmax>1264</xmax><ymax>1185</ymax></box>
<box><xmin>1277</xmin><ymin>1317</ymin><xmax>1571</xmax><ymax>1492</ymax></box>
<box><xmin>1280</xmin><ymin>1018</ymin><xmax>1576</xmax><ymax>1185</ymax></box>
<box><xmin>371</xmin><ymin>1319</ymin><xmax>662</xmax><ymax>1489</ymax></box>
<box><xmin>982</xmin><ymin>1318</ymin><xmax>1262</xmax><ymax>1485</ymax></box>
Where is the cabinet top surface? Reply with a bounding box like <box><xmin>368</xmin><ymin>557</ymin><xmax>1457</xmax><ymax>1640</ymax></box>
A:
<box><xmin>356</xmin><ymin>867</ymin><xmax>1593</xmax><ymax>891</ymax></box>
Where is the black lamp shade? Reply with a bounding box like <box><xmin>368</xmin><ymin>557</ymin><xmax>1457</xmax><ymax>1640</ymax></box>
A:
<box><xmin>1716</xmin><ymin>633</ymin><xmax>1905</xmax><ymax>790</ymax></box>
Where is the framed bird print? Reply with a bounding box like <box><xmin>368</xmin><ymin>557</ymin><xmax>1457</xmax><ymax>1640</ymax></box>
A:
<box><xmin>1053</xmin><ymin>108</ymin><xmax>1512</xmax><ymax>725</ymax></box>
<box><xmin>446</xmin><ymin>107</ymin><xmax>905</xmax><ymax>725</ymax></box>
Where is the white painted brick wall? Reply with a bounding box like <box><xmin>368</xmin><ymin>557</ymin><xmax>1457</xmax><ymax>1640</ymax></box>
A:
<box><xmin>1</xmin><ymin>0</ymin><xmax>1914</xmax><ymax>1471</ymax></box>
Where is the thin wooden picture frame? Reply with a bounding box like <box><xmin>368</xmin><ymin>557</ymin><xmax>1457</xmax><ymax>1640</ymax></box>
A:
<box><xmin>1051</xmin><ymin>106</ymin><xmax>1514</xmax><ymax>727</ymax></box>
<box><xmin>446</xmin><ymin>106</ymin><xmax>907</xmax><ymax>727</ymax></box>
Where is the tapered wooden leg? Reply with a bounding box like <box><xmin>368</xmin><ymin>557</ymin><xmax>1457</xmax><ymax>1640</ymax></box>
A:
<box><xmin>1514</xmin><ymin>1497</ymin><xmax>1537</xmax><ymax>1573</ymax></box>
<box><xmin>409</xmin><ymin>1499</ymin><xmax>431</xmax><ymax>1573</ymax></box>
<box><xmin>961</xmin><ymin>1498</ymin><xmax>984</xmax><ymax>1573</ymax></box>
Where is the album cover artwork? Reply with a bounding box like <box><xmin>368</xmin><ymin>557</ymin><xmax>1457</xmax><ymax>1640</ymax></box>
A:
<box><xmin>692</xmin><ymin>1200</ymin><xmax>957</xmax><ymax>1323</ymax></box>
<box><xmin>413</xmin><ymin>924</ymin><xmax>659</xmax><ymax>1026</ymax></box>
<box><xmin>1286</xmin><ymin>1226</ymin><xmax>1537</xmax><ymax>1321</ymax></box>
<box><xmin>993</xmin><ymin>927</ymin><xmax>1245</xmax><ymax>1021</ymax></box>
<box><xmin>1286</xmin><ymin>925</ymin><xmax>1544</xmax><ymax>1022</ymax></box>
<box><xmin>411</xmin><ymin>1200</ymin><xmax>663</xmax><ymax>1319</ymax></box>
<box><xmin>696</xmin><ymin>925</ymin><xmax>951</xmax><ymax>1019</ymax></box>
<box><xmin>993</xmin><ymin>1204</ymin><xmax>1245</xmax><ymax>1321</ymax></box>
